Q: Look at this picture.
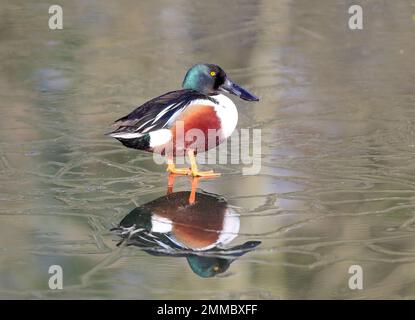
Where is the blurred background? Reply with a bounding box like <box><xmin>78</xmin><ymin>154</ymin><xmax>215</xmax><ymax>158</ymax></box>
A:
<box><xmin>1</xmin><ymin>0</ymin><xmax>415</xmax><ymax>299</ymax></box>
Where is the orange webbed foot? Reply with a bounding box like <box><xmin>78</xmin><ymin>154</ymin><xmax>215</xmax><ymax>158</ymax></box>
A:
<box><xmin>189</xmin><ymin>169</ymin><xmax>221</xmax><ymax>178</ymax></box>
<box><xmin>166</xmin><ymin>163</ymin><xmax>191</xmax><ymax>175</ymax></box>
<box><xmin>187</xmin><ymin>149</ymin><xmax>221</xmax><ymax>178</ymax></box>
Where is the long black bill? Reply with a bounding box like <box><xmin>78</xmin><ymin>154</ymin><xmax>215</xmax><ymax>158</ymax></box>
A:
<box><xmin>220</xmin><ymin>78</ymin><xmax>259</xmax><ymax>101</ymax></box>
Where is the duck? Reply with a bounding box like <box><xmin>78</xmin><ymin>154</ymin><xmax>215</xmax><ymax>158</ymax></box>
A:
<box><xmin>112</xmin><ymin>190</ymin><xmax>261</xmax><ymax>278</ymax></box>
<box><xmin>107</xmin><ymin>63</ymin><xmax>259</xmax><ymax>177</ymax></box>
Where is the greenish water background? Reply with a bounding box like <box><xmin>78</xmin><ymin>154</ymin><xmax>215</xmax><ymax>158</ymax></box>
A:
<box><xmin>1</xmin><ymin>0</ymin><xmax>415</xmax><ymax>299</ymax></box>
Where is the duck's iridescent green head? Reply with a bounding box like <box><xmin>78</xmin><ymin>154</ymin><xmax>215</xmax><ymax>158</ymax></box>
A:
<box><xmin>182</xmin><ymin>63</ymin><xmax>259</xmax><ymax>101</ymax></box>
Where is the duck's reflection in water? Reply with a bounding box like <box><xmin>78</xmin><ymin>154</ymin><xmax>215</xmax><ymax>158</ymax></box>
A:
<box><xmin>113</xmin><ymin>189</ymin><xmax>260</xmax><ymax>278</ymax></box>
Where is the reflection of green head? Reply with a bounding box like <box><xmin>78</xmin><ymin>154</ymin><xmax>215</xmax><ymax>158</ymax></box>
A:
<box><xmin>186</xmin><ymin>256</ymin><xmax>232</xmax><ymax>278</ymax></box>
<box><xmin>186</xmin><ymin>241</ymin><xmax>261</xmax><ymax>278</ymax></box>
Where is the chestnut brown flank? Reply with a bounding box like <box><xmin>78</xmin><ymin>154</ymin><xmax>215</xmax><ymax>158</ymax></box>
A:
<box><xmin>170</xmin><ymin>105</ymin><xmax>222</xmax><ymax>154</ymax></box>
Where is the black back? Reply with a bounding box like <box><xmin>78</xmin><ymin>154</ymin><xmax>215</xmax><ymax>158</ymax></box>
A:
<box><xmin>109</xmin><ymin>89</ymin><xmax>217</xmax><ymax>135</ymax></box>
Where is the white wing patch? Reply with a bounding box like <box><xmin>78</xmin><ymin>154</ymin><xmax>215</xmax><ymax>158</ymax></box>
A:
<box><xmin>142</xmin><ymin>124</ymin><xmax>156</xmax><ymax>133</ymax></box>
<box><xmin>152</xmin><ymin>103</ymin><xmax>178</xmax><ymax>124</ymax></box>
<box><xmin>108</xmin><ymin>132</ymin><xmax>144</xmax><ymax>139</ymax></box>
<box><xmin>165</xmin><ymin>108</ymin><xmax>184</xmax><ymax>127</ymax></box>
<box><xmin>149</xmin><ymin>129</ymin><xmax>173</xmax><ymax>148</ymax></box>
<box><xmin>137</xmin><ymin>118</ymin><xmax>154</xmax><ymax>131</ymax></box>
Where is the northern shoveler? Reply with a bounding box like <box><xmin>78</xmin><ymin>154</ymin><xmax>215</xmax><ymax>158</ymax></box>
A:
<box><xmin>112</xmin><ymin>190</ymin><xmax>261</xmax><ymax>277</ymax></box>
<box><xmin>107</xmin><ymin>63</ymin><xmax>259</xmax><ymax>177</ymax></box>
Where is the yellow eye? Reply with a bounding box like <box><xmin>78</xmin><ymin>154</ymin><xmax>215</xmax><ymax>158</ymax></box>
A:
<box><xmin>210</xmin><ymin>71</ymin><xmax>216</xmax><ymax>77</ymax></box>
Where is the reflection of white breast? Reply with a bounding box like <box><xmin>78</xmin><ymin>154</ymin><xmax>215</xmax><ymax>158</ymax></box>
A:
<box><xmin>217</xmin><ymin>208</ymin><xmax>240</xmax><ymax>245</ymax></box>
<box><xmin>211</xmin><ymin>94</ymin><xmax>238</xmax><ymax>139</ymax></box>
<box><xmin>194</xmin><ymin>208</ymin><xmax>240</xmax><ymax>251</ymax></box>
<box><xmin>151</xmin><ymin>209</ymin><xmax>241</xmax><ymax>251</ymax></box>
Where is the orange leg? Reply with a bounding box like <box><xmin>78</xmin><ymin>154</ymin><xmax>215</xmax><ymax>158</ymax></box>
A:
<box><xmin>167</xmin><ymin>174</ymin><xmax>175</xmax><ymax>194</ymax></box>
<box><xmin>187</xmin><ymin>149</ymin><xmax>220</xmax><ymax>177</ymax></box>
<box><xmin>188</xmin><ymin>177</ymin><xmax>200</xmax><ymax>205</ymax></box>
<box><xmin>166</xmin><ymin>157</ymin><xmax>190</xmax><ymax>175</ymax></box>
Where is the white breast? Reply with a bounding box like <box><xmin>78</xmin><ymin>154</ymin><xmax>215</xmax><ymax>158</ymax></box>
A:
<box><xmin>211</xmin><ymin>94</ymin><xmax>238</xmax><ymax>139</ymax></box>
<box><xmin>187</xmin><ymin>94</ymin><xmax>238</xmax><ymax>139</ymax></box>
